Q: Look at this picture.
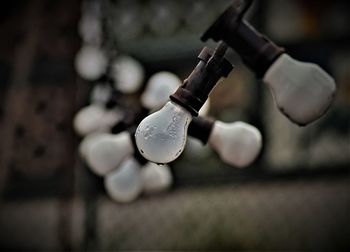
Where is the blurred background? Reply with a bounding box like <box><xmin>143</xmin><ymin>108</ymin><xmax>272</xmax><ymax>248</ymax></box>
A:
<box><xmin>0</xmin><ymin>0</ymin><xmax>349</xmax><ymax>250</ymax></box>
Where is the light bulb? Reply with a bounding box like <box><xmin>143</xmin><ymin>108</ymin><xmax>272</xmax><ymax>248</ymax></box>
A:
<box><xmin>89</xmin><ymin>84</ymin><xmax>113</xmax><ymax>105</ymax></box>
<box><xmin>263</xmin><ymin>53</ymin><xmax>336</xmax><ymax>126</ymax></box>
<box><xmin>135</xmin><ymin>101</ymin><xmax>192</xmax><ymax>164</ymax></box>
<box><xmin>73</xmin><ymin>104</ymin><xmax>122</xmax><ymax>136</ymax></box>
<box><xmin>104</xmin><ymin>157</ymin><xmax>142</xmax><ymax>203</ymax></box>
<box><xmin>141</xmin><ymin>71</ymin><xmax>181</xmax><ymax>110</ymax></box>
<box><xmin>135</xmin><ymin>45</ymin><xmax>232</xmax><ymax>164</ymax></box>
<box><xmin>188</xmin><ymin>117</ymin><xmax>262</xmax><ymax>167</ymax></box>
<box><xmin>75</xmin><ymin>45</ymin><xmax>107</xmax><ymax>81</ymax></box>
<box><xmin>78</xmin><ymin>132</ymin><xmax>111</xmax><ymax>162</ymax></box>
<box><xmin>78</xmin><ymin>13</ymin><xmax>102</xmax><ymax>45</ymax></box>
<box><xmin>85</xmin><ymin>132</ymin><xmax>134</xmax><ymax>176</ymax></box>
<box><xmin>141</xmin><ymin>163</ymin><xmax>173</xmax><ymax>194</ymax></box>
<box><xmin>202</xmin><ymin>3</ymin><xmax>336</xmax><ymax>125</ymax></box>
<box><xmin>208</xmin><ymin>121</ymin><xmax>262</xmax><ymax>167</ymax></box>
<box><xmin>111</xmin><ymin>56</ymin><xmax>145</xmax><ymax>94</ymax></box>
<box><xmin>141</xmin><ymin>162</ymin><xmax>173</xmax><ymax>194</ymax></box>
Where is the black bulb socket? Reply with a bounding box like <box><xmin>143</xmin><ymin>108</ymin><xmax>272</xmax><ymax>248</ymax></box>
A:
<box><xmin>170</xmin><ymin>47</ymin><xmax>233</xmax><ymax>116</ymax></box>
<box><xmin>188</xmin><ymin>116</ymin><xmax>215</xmax><ymax>145</ymax></box>
<box><xmin>202</xmin><ymin>5</ymin><xmax>285</xmax><ymax>78</ymax></box>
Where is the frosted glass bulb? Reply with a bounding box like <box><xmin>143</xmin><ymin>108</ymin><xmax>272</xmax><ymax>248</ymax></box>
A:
<box><xmin>111</xmin><ymin>56</ymin><xmax>145</xmax><ymax>94</ymax></box>
<box><xmin>104</xmin><ymin>157</ymin><xmax>142</xmax><ymax>203</ymax></box>
<box><xmin>141</xmin><ymin>163</ymin><xmax>172</xmax><ymax>194</ymax></box>
<box><xmin>79</xmin><ymin>132</ymin><xmax>111</xmax><ymax>162</ymax></box>
<box><xmin>209</xmin><ymin>121</ymin><xmax>262</xmax><ymax>168</ymax></box>
<box><xmin>141</xmin><ymin>71</ymin><xmax>181</xmax><ymax>110</ymax></box>
<box><xmin>73</xmin><ymin>104</ymin><xmax>121</xmax><ymax>136</ymax></box>
<box><xmin>264</xmin><ymin>53</ymin><xmax>336</xmax><ymax>126</ymax></box>
<box><xmin>135</xmin><ymin>101</ymin><xmax>192</xmax><ymax>164</ymax></box>
<box><xmin>183</xmin><ymin>137</ymin><xmax>210</xmax><ymax>158</ymax></box>
<box><xmin>89</xmin><ymin>84</ymin><xmax>113</xmax><ymax>105</ymax></box>
<box><xmin>85</xmin><ymin>132</ymin><xmax>134</xmax><ymax>176</ymax></box>
<box><xmin>78</xmin><ymin>14</ymin><xmax>102</xmax><ymax>45</ymax></box>
<box><xmin>75</xmin><ymin>45</ymin><xmax>107</xmax><ymax>81</ymax></box>
<box><xmin>73</xmin><ymin>105</ymin><xmax>105</xmax><ymax>136</ymax></box>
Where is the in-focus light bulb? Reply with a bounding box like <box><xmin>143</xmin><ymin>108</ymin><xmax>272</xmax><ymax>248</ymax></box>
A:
<box><xmin>135</xmin><ymin>101</ymin><xmax>192</xmax><ymax>164</ymax></box>
<box><xmin>209</xmin><ymin>121</ymin><xmax>262</xmax><ymax>167</ymax></box>
<box><xmin>141</xmin><ymin>163</ymin><xmax>173</xmax><ymax>194</ymax></box>
<box><xmin>85</xmin><ymin>132</ymin><xmax>133</xmax><ymax>176</ymax></box>
<box><xmin>75</xmin><ymin>45</ymin><xmax>107</xmax><ymax>81</ymax></box>
<box><xmin>263</xmin><ymin>54</ymin><xmax>336</xmax><ymax>125</ymax></box>
<box><xmin>141</xmin><ymin>71</ymin><xmax>181</xmax><ymax>110</ymax></box>
<box><xmin>104</xmin><ymin>157</ymin><xmax>142</xmax><ymax>203</ymax></box>
<box><xmin>111</xmin><ymin>56</ymin><xmax>145</xmax><ymax>94</ymax></box>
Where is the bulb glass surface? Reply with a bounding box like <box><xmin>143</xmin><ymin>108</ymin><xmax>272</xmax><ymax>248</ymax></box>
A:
<box><xmin>209</xmin><ymin>121</ymin><xmax>262</xmax><ymax>167</ymax></box>
<box><xmin>73</xmin><ymin>105</ymin><xmax>106</xmax><ymax>136</ymax></box>
<box><xmin>73</xmin><ymin>104</ymin><xmax>121</xmax><ymax>136</ymax></box>
<box><xmin>79</xmin><ymin>132</ymin><xmax>111</xmax><ymax>162</ymax></box>
<box><xmin>104</xmin><ymin>157</ymin><xmax>142</xmax><ymax>203</ymax></box>
<box><xmin>263</xmin><ymin>53</ymin><xmax>336</xmax><ymax>125</ymax></box>
<box><xmin>141</xmin><ymin>163</ymin><xmax>172</xmax><ymax>194</ymax></box>
<box><xmin>89</xmin><ymin>84</ymin><xmax>113</xmax><ymax>105</ymax></box>
<box><xmin>86</xmin><ymin>132</ymin><xmax>133</xmax><ymax>176</ymax></box>
<box><xmin>75</xmin><ymin>45</ymin><xmax>107</xmax><ymax>81</ymax></box>
<box><xmin>78</xmin><ymin>14</ymin><xmax>102</xmax><ymax>45</ymax></box>
<box><xmin>135</xmin><ymin>101</ymin><xmax>192</xmax><ymax>164</ymax></box>
<box><xmin>111</xmin><ymin>56</ymin><xmax>145</xmax><ymax>94</ymax></box>
<box><xmin>141</xmin><ymin>71</ymin><xmax>181</xmax><ymax>110</ymax></box>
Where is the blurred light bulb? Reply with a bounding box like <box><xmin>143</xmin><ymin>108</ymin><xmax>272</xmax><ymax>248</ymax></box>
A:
<box><xmin>104</xmin><ymin>157</ymin><xmax>142</xmax><ymax>203</ymax></box>
<box><xmin>135</xmin><ymin>101</ymin><xmax>192</xmax><ymax>164</ymax></box>
<box><xmin>89</xmin><ymin>84</ymin><xmax>113</xmax><ymax>105</ymax></box>
<box><xmin>78</xmin><ymin>14</ymin><xmax>102</xmax><ymax>45</ymax></box>
<box><xmin>141</xmin><ymin>71</ymin><xmax>181</xmax><ymax>110</ymax></box>
<box><xmin>79</xmin><ymin>132</ymin><xmax>111</xmax><ymax>162</ymax></box>
<box><xmin>202</xmin><ymin>4</ymin><xmax>336</xmax><ymax>125</ymax></box>
<box><xmin>111</xmin><ymin>56</ymin><xmax>145</xmax><ymax>94</ymax></box>
<box><xmin>73</xmin><ymin>104</ymin><xmax>122</xmax><ymax>137</ymax></box>
<box><xmin>209</xmin><ymin>121</ymin><xmax>262</xmax><ymax>167</ymax></box>
<box><xmin>85</xmin><ymin>132</ymin><xmax>133</xmax><ymax>176</ymax></box>
<box><xmin>75</xmin><ymin>45</ymin><xmax>107</xmax><ymax>81</ymax></box>
<box><xmin>263</xmin><ymin>54</ymin><xmax>336</xmax><ymax>125</ymax></box>
<box><xmin>141</xmin><ymin>163</ymin><xmax>172</xmax><ymax>194</ymax></box>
